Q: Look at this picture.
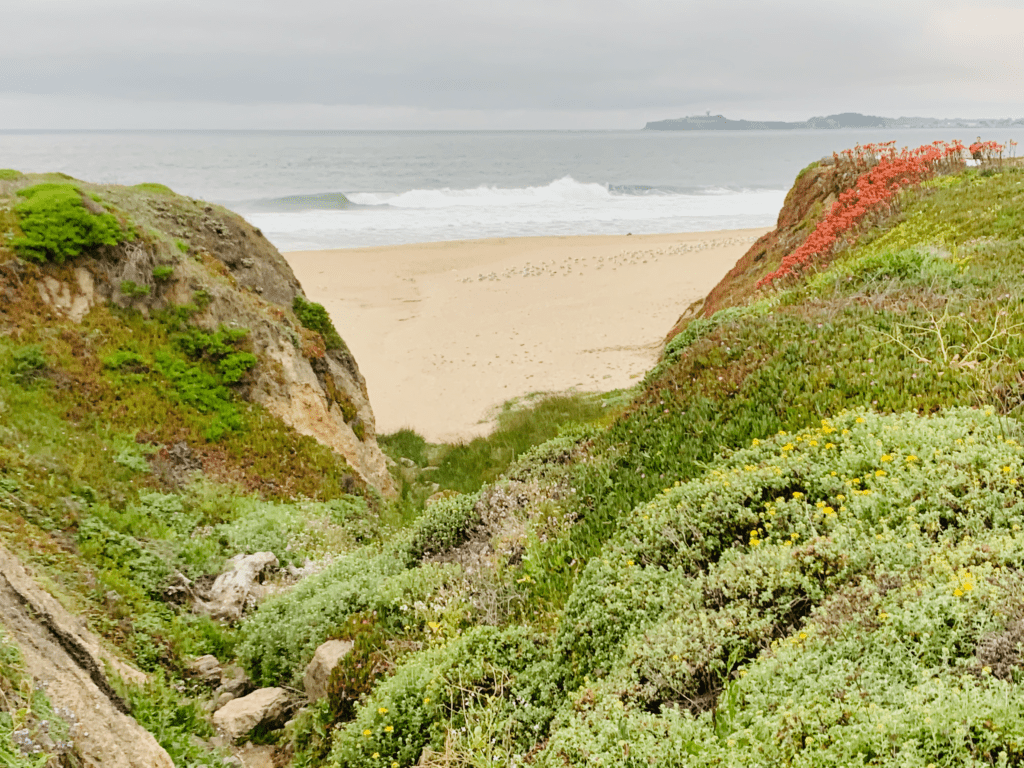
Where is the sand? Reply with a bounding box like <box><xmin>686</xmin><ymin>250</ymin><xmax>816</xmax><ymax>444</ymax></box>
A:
<box><xmin>284</xmin><ymin>228</ymin><xmax>767</xmax><ymax>443</ymax></box>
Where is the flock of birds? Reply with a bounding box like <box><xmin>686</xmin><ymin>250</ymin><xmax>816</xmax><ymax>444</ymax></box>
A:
<box><xmin>457</xmin><ymin>235</ymin><xmax>758</xmax><ymax>284</ymax></box>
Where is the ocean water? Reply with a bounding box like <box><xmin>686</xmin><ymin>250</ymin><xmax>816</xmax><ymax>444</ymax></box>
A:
<box><xmin>1</xmin><ymin>128</ymin><xmax>1020</xmax><ymax>250</ymax></box>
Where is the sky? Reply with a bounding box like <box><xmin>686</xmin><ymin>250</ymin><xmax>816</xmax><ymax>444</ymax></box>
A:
<box><xmin>1</xmin><ymin>0</ymin><xmax>1022</xmax><ymax>130</ymax></box>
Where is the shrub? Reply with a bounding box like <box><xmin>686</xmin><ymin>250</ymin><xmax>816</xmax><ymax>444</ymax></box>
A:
<box><xmin>153</xmin><ymin>265</ymin><xmax>174</xmax><ymax>282</ymax></box>
<box><xmin>120</xmin><ymin>280</ymin><xmax>151</xmax><ymax>298</ymax></box>
<box><xmin>7</xmin><ymin>345</ymin><xmax>48</xmax><ymax>384</ymax></box>
<box><xmin>237</xmin><ymin>551</ymin><xmax>458</xmax><ymax>687</ymax></box>
<box><xmin>293</xmin><ymin>295</ymin><xmax>347</xmax><ymax>351</ymax></box>
<box><xmin>0</xmin><ymin>169</ymin><xmax>22</xmax><ymax>181</ymax></box>
<box><xmin>327</xmin><ymin>627</ymin><xmax>560</xmax><ymax>768</ymax></box>
<box><xmin>403</xmin><ymin>492</ymin><xmax>481</xmax><ymax>564</ymax></box>
<box><xmin>132</xmin><ymin>183</ymin><xmax>176</xmax><ymax>196</ymax></box>
<box><xmin>11</xmin><ymin>183</ymin><xmax>122</xmax><ymax>263</ymax></box>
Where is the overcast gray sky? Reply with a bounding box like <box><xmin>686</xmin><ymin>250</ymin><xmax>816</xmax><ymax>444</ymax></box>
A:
<box><xmin>1</xmin><ymin>0</ymin><xmax>1021</xmax><ymax>129</ymax></box>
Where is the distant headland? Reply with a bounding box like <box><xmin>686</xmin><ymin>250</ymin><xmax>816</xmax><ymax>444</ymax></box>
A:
<box><xmin>644</xmin><ymin>112</ymin><xmax>1024</xmax><ymax>131</ymax></box>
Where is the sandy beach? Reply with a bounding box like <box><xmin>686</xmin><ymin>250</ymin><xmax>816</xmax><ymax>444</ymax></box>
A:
<box><xmin>284</xmin><ymin>228</ymin><xmax>767</xmax><ymax>442</ymax></box>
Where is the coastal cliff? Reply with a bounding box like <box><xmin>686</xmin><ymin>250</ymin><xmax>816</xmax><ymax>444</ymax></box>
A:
<box><xmin>4</xmin><ymin>151</ymin><xmax>1024</xmax><ymax>768</ymax></box>
<box><xmin>0</xmin><ymin>173</ymin><xmax>393</xmax><ymax>497</ymax></box>
<box><xmin>0</xmin><ymin>171</ymin><xmax>395</xmax><ymax>765</ymax></box>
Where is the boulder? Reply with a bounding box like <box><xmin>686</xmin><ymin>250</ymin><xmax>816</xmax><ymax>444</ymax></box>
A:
<box><xmin>198</xmin><ymin>552</ymin><xmax>278</xmax><ymax>622</ymax></box>
<box><xmin>187</xmin><ymin>654</ymin><xmax>221</xmax><ymax>684</ymax></box>
<box><xmin>303</xmin><ymin>639</ymin><xmax>354</xmax><ymax>701</ymax></box>
<box><xmin>218</xmin><ymin>663</ymin><xmax>250</xmax><ymax>697</ymax></box>
<box><xmin>212</xmin><ymin>687</ymin><xmax>293</xmax><ymax>742</ymax></box>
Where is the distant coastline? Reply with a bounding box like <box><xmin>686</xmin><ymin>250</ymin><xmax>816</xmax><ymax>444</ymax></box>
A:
<box><xmin>644</xmin><ymin>112</ymin><xmax>1024</xmax><ymax>131</ymax></box>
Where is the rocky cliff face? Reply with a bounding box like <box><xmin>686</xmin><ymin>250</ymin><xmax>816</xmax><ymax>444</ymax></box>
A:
<box><xmin>665</xmin><ymin>158</ymin><xmax>847</xmax><ymax>339</ymax></box>
<box><xmin>0</xmin><ymin>544</ymin><xmax>175</xmax><ymax>767</ymax></box>
<box><xmin>3</xmin><ymin>175</ymin><xmax>393</xmax><ymax>496</ymax></box>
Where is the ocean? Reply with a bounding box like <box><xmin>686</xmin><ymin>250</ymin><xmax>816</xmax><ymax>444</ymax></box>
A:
<box><xmin>1</xmin><ymin>128</ymin><xmax>1020</xmax><ymax>251</ymax></box>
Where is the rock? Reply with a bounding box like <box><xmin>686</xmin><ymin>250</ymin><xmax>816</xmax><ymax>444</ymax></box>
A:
<box><xmin>213</xmin><ymin>691</ymin><xmax>236</xmax><ymax>711</ymax></box>
<box><xmin>0</xmin><ymin>544</ymin><xmax>173</xmax><ymax>767</ymax></box>
<box><xmin>212</xmin><ymin>687</ymin><xmax>293</xmax><ymax>742</ymax></box>
<box><xmin>303</xmin><ymin>639</ymin><xmax>354</xmax><ymax>701</ymax></box>
<box><xmin>197</xmin><ymin>552</ymin><xmax>278</xmax><ymax>622</ymax></box>
<box><xmin>219</xmin><ymin>663</ymin><xmax>250</xmax><ymax>697</ymax></box>
<box><xmin>187</xmin><ymin>654</ymin><xmax>221</xmax><ymax>684</ymax></box>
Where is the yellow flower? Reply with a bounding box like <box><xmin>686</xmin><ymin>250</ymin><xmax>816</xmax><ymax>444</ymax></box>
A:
<box><xmin>856</xmin><ymin>417</ymin><xmax>866</xmax><ymax>424</ymax></box>
<box><xmin>424</xmin><ymin>697</ymin><xmax>431</xmax><ymax>705</ymax></box>
<box><xmin>836</xmin><ymin>494</ymin><xmax>846</xmax><ymax>502</ymax></box>
<box><xmin>1003</xmin><ymin>466</ymin><xmax>1012</xmax><ymax>473</ymax></box>
<box><xmin>876</xmin><ymin>469</ymin><xmax>887</xmax><ymax>477</ymax></box>
<box><xmin>842</xmin><ymin>429</ymin><xmax>851</xmax><ymax>435</ymax></box>
<box><xmin>808</xmin><ymin>440</ymin><xmax>817</xmax><ymax>447</ymax></box>
<box><xmin>384</xmin><ymin>725</ymin><xmax>394</xmax><ymax>733</ymax></box>
<box><xmin>363</xmin><ymin>729</ymin><xmax>373</xmax><ymax>737</ymax></box>
<box><xmin>378</xmin><ymin>707</ymin><xmax>388</xmax><ymax>715</ymax></box>
<box><xmin>905</xmin><ymin>455</ymin><xmax>918</xmax><ymax>462</ymax></box>
<box><xmin>626</xmin><ymin>559</ymin><xmax>634</xmax><ymax>566</ymax></box>
<box><xmin>982</xmin><ymin>665</ymin><xmax>992</xmax><ymax>675</ymax></box>
<box><xmin>373</xmin><ymin>753</ymin><xmax>380</xmax><ymax>760</ymax></box>
<box><xmin>792</xmin><ymin>491</ymin><xmax>803</xmax><ymax>499</ymax></box>
<box><xmin>954</xmin><ymin>588</ymin><xmax>964</xmax><ymax>597</ymax></box>
<box><xmin>782</xmin><ymin>443</ymin><xmax>794</xmax><ymax>452</ymax></box>
<box><xmin>880</xmin><ymin>454</ymin><xmax>892</xmax><ymax>462</ymax></box>
<box><xmin>752</xmin><ymin>438</ymin><xmax>760</xmax><ymax>446</ymax></box>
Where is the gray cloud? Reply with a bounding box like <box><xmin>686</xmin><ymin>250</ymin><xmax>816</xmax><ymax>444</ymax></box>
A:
<box><xmin>2</xmin><ymin>0</ymin><xmax>1022</xmax><ymax>127</ymax></box>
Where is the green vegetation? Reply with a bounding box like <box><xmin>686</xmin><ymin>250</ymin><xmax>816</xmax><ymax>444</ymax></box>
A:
<box><xmin>257</xmin><ymin>161</ymin><xmax>1024</xmax><ymax>767</ymax></box>
<box><xmin>11</xmin><ymin>183</ymin><xmax>123</xmax><ymax>263</ymax></box>
<box><xmin>132</xmin><ymin>183</ymin><xmax>176</xmax><ymax>196</ymax></box>
<box><xmin>117</xmin><ymin>672</ymin><xmax>229</xmax><ymax>767</ymax></box>
<box><xmin>153</xmin><ymin>265</ymin><xmax>175</xmax><ymax>282</ymax></box>
<box><xmin>293</xmin><ymin>295</ymin><xmax>347</xmax><ymax>351</ymax></box>
<box><xmin>1</xmin><ymin>630</ymin><xmax>77</xmax><ymax>766</ymax></box>
<box><xmin>120</xmin><ymin>279</ymin><xmax>152</xmax><ymax>298</ymax></box>
<box><xmin>5</xmin><ymin>161</ymin><xmax>1024</xmax><ymax>767</ymax></box>
<box><xmin>0</xmin><ymin>169</ymin><xmax>23</xmax><ymax>181</ymax></box>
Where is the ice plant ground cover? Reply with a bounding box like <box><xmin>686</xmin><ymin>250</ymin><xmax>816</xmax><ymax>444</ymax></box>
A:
<box><xmin>757</xmin><ymin>140</ymin><xmax>988</xmax><ymax>288</ymax></box>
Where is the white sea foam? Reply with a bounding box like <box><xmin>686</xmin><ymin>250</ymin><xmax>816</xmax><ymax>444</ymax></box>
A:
<box><xmin>251</xmin><ymin>179</ymin><xmax>786</xmax><ymax>250</ymax></box>
<box><xmin>348</xmin><ymin>177</ymin><xmax>614</xmax><ymax>208</ymax></box>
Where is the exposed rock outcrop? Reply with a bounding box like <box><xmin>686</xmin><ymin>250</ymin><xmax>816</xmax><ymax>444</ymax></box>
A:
<box><xmin>666</xmin><ymin>158</ymin><xmax>848</xmax><ymax>340</ymax></box>
<box><xmin>212</xmin><ymin>687</ymin><xmax>294</xmax><ymax>742</ymax></box>
<box><xmin>196</xmin><ymin>552</ymin><xmax>279</xmax><ymax>622</ymax></box>
<box><xmin>0</xmin><ymin>544</ymin><xmax>173</xmax><ymax>768</ymax></box>
<box><xmin>303</xmin><ymin>639</ymin><xmax>354</xmax><ymax>701</ymax></box>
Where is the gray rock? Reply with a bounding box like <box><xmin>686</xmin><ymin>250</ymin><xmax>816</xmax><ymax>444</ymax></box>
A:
<box><xmin>212</xmin><ymin>687</ymin><xmax>293</xmax><ymax>742</ymax></box>
<box><xmin>303</xmin><ymin>639</ymin><xmax>354</xmax><ymax>702</ymax></box>
<box><xmin>196</xmin><ymin>552</ymin><xmax>278</xmax><ymax>622</ymax></box>
<box><xmin>187</xmin><ymin>654</ymin><xmax>221</xmax><ymax>684</ymax></box>
<box><xmin>218</xmin><ymin>663</ymin><xmax>250</xmax><ymax>697</ymax></box>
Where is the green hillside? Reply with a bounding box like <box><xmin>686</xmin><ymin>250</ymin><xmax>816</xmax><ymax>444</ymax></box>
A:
<box><xmin>3</xmin><ymin>146</ymin><xmax>1024</xmax><ymax>768</ymax></box>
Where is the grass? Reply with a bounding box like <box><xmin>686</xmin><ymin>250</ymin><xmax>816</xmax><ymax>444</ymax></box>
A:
<box><xmin>381</xmin><ymin>390</ymin><xmax>625</xmax><ymax>495</ymax></box>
